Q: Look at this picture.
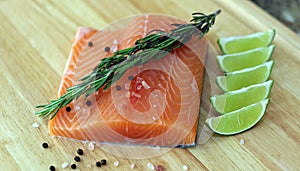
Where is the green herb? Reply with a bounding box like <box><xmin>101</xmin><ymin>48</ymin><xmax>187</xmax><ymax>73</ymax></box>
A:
<box><xmin>35</xmin><ymin>10</ymin><xmax>221</xmax><ymax>119</ymax></box>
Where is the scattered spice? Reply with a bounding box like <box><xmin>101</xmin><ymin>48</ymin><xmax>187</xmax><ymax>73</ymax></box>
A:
<box><xmin>74</xmin><ymin>156</ymin><xmax>81</xmax><ymax>162</ymax></box>
<box><xmin>116</xmin><ymin>85</ymin><xmax>121</xmax><ymax>91</ymax></box>
<box><xmin>182</xmin><ymin>165</ymin><xmax>188</xmax><ymax>170</ymax></box>
<box><xmin>96</xmin><ymin>161</ymin><xmax>101</xmax><ymax>167</ymax></box>
<box><xmin>71</xmin><ymin>164</ymin><xmax>77</xmax><ymax>169</ymax></box>
<box><xmin>128</xmin><ymin>75</ymin><xmax>134</xmax><ymax>80</ymax></box>
<box><xmin>104</xmin><ymin>46</ymin><xmax>110</xmax><ymax>52</ymax></box>
<box><xmin>87</xmin><ymin>163</ymin><xmax>92</xmax><ymax>168</ymax></box>
<box><xmin>42</xmin><ymin>142</ymin><xmax>49</xmax><ymax>148</ymax></box>
<box><xmin>100</xmin><ymin>159</ymin><xmax>107</xmax><ymax>165</ymax></box>
<box><xmin>61</xmin><ymin>162</ymin><xmax>69</xmax><ymax>169</ymax></box>
<box><xmin>32</xmin><ymin>122</ymin><xmax>40</xmax><ymax>128</ymax></box>
<box><xmin>88</xmin><ymin>142</ymin><xmax>95</xmax><ymax>151</ymax></box>
<box><xmin>114</xmin><ymin>161</ymin><xmax>119</xmax><ymax>167</ymax></box>
<box><xmin>240</xmin><ymin>139</ymin><xmax>245</xmax><ymax>145</ymax></box>
<box><xmin>66</xmin><ymin>106</ymin><xmax>71</xmax><ymax>112</ymax></box>
<box><xmin>77</xmin><ymin>148</ymin><xmax>84</xmax><ymax>155</ymax></box>
<box><xmin>147</xmin><ymin>163</ymin><xmax>155</xmax><ymax>170</ymax></box>
<box><xmin>155</xmin><ymin>165</ymin><xmax>165</xmax><ymax>171</ymax></box>
<box><xmin>86</xmin><ymin>100</ymin><xmax>92</xmax><ymax>106</ymax></box>
<box><xmin>130</xmin><ymin>163</ymin><xmax>135</xmax><ymax>169</ymax></box>
<box><xmin>49</xmin><ymin>165</ymin><xmax>55</xmax><ymax>171</ymax></box>
<box><xmin>88</xmin><ymin>41</ymin><xmax>93</xmax><ymax>47</ymax></box>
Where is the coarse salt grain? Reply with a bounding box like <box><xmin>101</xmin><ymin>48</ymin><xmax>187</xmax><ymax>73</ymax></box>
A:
<box><xmin>88</xmin><ymin>142</ymin><xmax>95</xmax><ymax>151</ymax></box>
<box><xmin>61</xmin><ymin>162</ymin><xmax>69</xmax><ymax>168</ymax></box>
<box><xmin>130</xmin><ymin>163</ymin><xmax>135</xmax><ymax>169</ymax></box>
<box><xmin>141</xmin><ymin>80</ymin><xmax>150</xmax><ymax>89</ymax></box>
<box><xmin>87</xmin><ymin>163</ymin><xmax>92</xmax><ymax>168</ymax></box>
<box><xmin>32</xmin><ymin>122</ymin><xmax>40</xmax><ymax>128</ymax></box>
<box><xmin>240</xmin><ymin>139</ymin><xmax>245</xmax><ymax>145</ymax></box>
<box><xmin>114</xmin><ymin>161</ymin><xmax>119</xmax><ymax>167</ymax></box>
<box><xmin>183</xmin><ymin>165</ymin><xmax>188</xmax><ymax>170</ymax></box>
<box><xmin>147</xmin><ymin>162</ymin><xmax>155</xmax><ymax>170</ymax></box>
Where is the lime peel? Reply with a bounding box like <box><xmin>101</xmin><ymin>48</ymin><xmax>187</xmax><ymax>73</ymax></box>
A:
<box><xmin>206</xmin><ymin>99</ymin><xmax>270</xmax><ymax>135</ymax></box>
<box><xmin>216</xmin><ymin>60</ymin><xmax>274</xmax><ymax>91</ymax></box>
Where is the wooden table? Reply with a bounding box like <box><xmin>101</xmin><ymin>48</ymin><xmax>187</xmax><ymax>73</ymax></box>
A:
<box><xmin>1</xmin><ymin>0</ymin><xmax>300</xmax><ymax>170</ymax></box>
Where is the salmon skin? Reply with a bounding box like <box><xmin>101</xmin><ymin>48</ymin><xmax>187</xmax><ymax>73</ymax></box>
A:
<box><xmin>49</xmin><ymin>14</ymin><xmax>208</xmax><ymax>147</ymax></box>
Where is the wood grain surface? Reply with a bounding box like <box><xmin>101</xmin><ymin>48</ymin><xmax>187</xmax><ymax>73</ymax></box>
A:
<box><xmin>1</xmin><ymin>0</ymin><xmax>300</xmax><ymax>170</ymax></box>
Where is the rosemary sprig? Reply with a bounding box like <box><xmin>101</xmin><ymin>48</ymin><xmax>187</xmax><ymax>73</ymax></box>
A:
<box><xmin>36</xmin><ymin>9</ymin><xmax>221</xmax><ymax>119</ymax></box>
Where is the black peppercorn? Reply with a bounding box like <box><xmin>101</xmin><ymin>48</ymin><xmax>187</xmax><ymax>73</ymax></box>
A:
<box><xmin>96</xmin><ymin>161</ymin><xmax>101</xmax><ymax>167</ymax></box>
<box><xmin>86</xmin><ymin>100</ymin><xmax>92</xmax><ymax>106</ymax></box>
<box><xmin>77</xmin><ymin>148</ymin><xmax>83</xmax><ymax>155</ymax></box>
<box><xmin>128</xmin><ymin>75</ymin><xmax>134</xmax><ymax>80</ymax></box>
<box><xmin>74</xmin><ymin>156</ymin><xmax>80</xmax><ymax>162</ymax></box>
<box><xmin>66</xmin><ymin>106</ymin><xmax>71</xmax><ymax>112</ymax></box>
<box><xmin>49</xmin><ymin>165</ymin><xmax>55</xmax><ymax>171</ymax></box>
<box><xmin>116</xmin><ymin>85</ymin><xmax>121</xmax><ymax>91</ymax></box>
<box><xmin>88</xmin><ymin>41</ymin><xmax>93</xmax><ymax>47</ymax></box>
<box><xmin>100</xmin><ymin>159</ymin><xmax>107</xmax><ymax>165</ymax></box>
<box><xmin>104</xmin><ymin>46</ymin><xmax>110</xmax><ymax>52</ymax></box>
<box><xmin>42</xmin><ymin>143</ymin><xmax>48</xmax><ymax>148</ymax></box>
<box><xmin>71</xmin><ymin>164</ymin><xmax>77</xmax><ymax>169</ymax></box>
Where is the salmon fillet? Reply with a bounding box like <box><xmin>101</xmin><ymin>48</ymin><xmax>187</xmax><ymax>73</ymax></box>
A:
<box><xmin>49</xmin><ymin>14</ymin><xmax>208</xmax><ymax>147</ymax></box>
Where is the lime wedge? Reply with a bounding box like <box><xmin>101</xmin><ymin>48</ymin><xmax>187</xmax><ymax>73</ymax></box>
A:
<box><xmin>218</xmin><ymin>29</ymin><xmax>275</xmax><ymax>54</ymax></box>
<box><xmin>206</xmin><ymin>99</ymin><xmax>269</xmax><ymax>135</ymax></box>
<box><xmin>210</xmin><ymin>80</ymin><xmax>273</xmax><ymax>114</ymax></box>
<box><xmin>216</xmin><ymin>61</ymin><xmax>274</xmax><ymax>91</ymax></box>
<box><xmin>217</xmin><ymin>45</ymin><xmax>275</xmax><ymax>72</ymax></box>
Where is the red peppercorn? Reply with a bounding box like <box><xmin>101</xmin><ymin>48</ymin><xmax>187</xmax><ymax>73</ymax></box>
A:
<box><xmin>155</xmin><ymin>165</ymin><xmax>165</xmax><ymax>171</ymax></box>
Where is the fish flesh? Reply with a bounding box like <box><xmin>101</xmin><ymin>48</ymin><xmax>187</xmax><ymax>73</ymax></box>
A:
<box><xmin>49</xmin><ymin>14</ymin><xmax>208</xmax><ymax>147</ymax></box>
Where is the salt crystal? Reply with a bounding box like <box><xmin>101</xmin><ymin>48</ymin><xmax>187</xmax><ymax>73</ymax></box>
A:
<box><xmin>61</xmin><ymin>162</ymin><xmax>69</xmax><ymax>168</ymax></box>
<box><xmin>240</xmin><ymin>139</ymin><xmax>245</xmax><ymax>145</ymax></box>
<box><xmin>111</xmin><ymin>45</ymin><xmax>118</xmax><ymax>53</ymax></box>
<box><xmin>31</xmin><ymin>122</ymin><xmax>40</xmax><ymax>128</ymax></box>
<box><xmin>87</xmin><ymin>163</ymin><xmax>92</xmax><ymax>168</ymax></box>
<box><xmin>137</xmin><ymin>84</ymin><xmax>142</xmax><ymax>90</ymax></box>
<box><xmin>114</xmin><ymin>161</ymin><xmax>119</xmax><ymax>167</ymax></box>
<box><xmin>75</xmin><ymin>106</ymin><xmax>80</xmax><ymax>110</ymax></box>
<box><xmin>153</xmin><ymin>104</ymin><xmax>157</xmax><ymax>108</ymax></box>
<box><xmin>142</xmin><ymin>80</ymin><xmax>150</xmax><ymax>89</ymax></box>
<box><xmin>88</xmin><ymin>142</ymin><xmax>95</xmax><ymax>150</ymax></box>
<box><xmin>113</xmin><ymin>40</ymin><xmax>118</xmax><ymax>44</ymax></box>
<box><xmin>183</xmin><ymin>165</ymin><xmax>188</xmax><ymax>170</ymax></box>
<box><xmin>147</xmin><ymin>163</ymin><xmax>154</xmax><ymax>170</ymax></box>
<box><xmin>131</xmin><ymin>92</ymin><xmax>141</xmax><ymax>98</ymax></box>
<box><xmin>125</xmin><ymin>91</ymin><xmax>130</xmax><ymax>98</ymax></box>
<box><xmin>155</xmin><ymin>146</ymin><xmax>160</xmax><ymax>150</ymax></box>
<box><xmin>130</xmin><ymin>163</ymin><xmax>135</xmax><ymax>169</ymax></box>
<box><xmin>124</xmin><ymin>83</ymin><xmax>130</xmax><ymax>90</ymax></box>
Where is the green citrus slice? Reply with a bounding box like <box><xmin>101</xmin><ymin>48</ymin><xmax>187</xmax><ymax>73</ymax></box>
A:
<box><xmin>217</xmin><ymin>29</ymin><xmax>275</xmax><ymax>54</ymax></box>
<box><xmin>216</xmin><ymin>45</ymin><xmax>275</xmax><ymax>72</ymax></box>
<box><xmin>206</xmin><ymin>99</ymin><xmax>269</xmax><ymax>135</ymax></box>
<box><xmin>216</xmin><ymin>61</ymin><xmax>274</xmax><ymax>91</ymax></box>
<box><xmin>210</xmin><ymin>80</ymin><xmax>273</xmax><ymax>114</ymax></box>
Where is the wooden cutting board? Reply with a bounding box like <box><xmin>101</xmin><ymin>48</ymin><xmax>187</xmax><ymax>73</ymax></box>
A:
<box><xmin>1</xmin><ymin>0</ymin><xmax>300</xmax><ymax>170</ymax></box>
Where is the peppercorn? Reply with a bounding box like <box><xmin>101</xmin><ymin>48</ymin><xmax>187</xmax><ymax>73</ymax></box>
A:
<box><xmin>96</xmin><ymin>161</ymin><xmax>101</xmax><ymax>167</ymax></box>
<box><xmin>104</xmin><ymin>46</ymin><xmax>110</xmax><ymax>52</ymax></box>
<box><xmin>71</xmin><ymin>164</ymin><xmax>77</xmax><ymax>169</ymax></box>
<box><xmin>74</xmin><ymin>156</ymin><xmax>80</xmax><ymax>162</ymax></box>
<box><xmin>116</xmin><ymin>85</ymin><xmax>121</xmax><ymax>91</ymax></box>
<box><xmin>66</xmin><ymin>106</ymin><xmax>71</xmax><ymax>112</ymax></box>
<box><xmin>49</xmin><ymin>165</ymin><xmax>55</xmax><ymax>171</ymax></box>
<box><xmin>100</xmin><ymin>159</ymin><xmax>107</xmax><ymax>165</ymax></box>
<box><xmin>42</xmin><ymin>143</ymin><xmax>48</xmax><ymax>148</ymax></box>
<box><xmin>86</xmin><ymin>100</ymin><xmax>92</xmax><ymax>106</ymax></box>
<box><xmin>88</xmin><ymin>41</ymin><xmax>93</xmax><ymax>47</ymax></box>
<box><xmin>77</xmin><ymin>148</ymin><xmax>84</xmax><ymax>155</ymax></box>
<box><xmin>128</xmin><ymin>75</ymin><xmax>134</xmax><ymax>80</ymax></box>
